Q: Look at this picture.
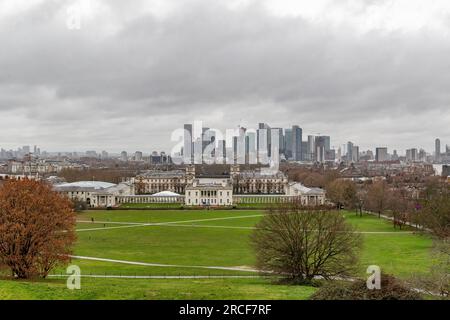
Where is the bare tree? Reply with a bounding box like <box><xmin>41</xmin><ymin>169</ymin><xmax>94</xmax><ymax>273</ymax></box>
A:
<box><xmin>410</xmin><ymin>180</ymin><xmax>449</xmax><ymax>299</ymax></box>
<box><xmin>326</xmin><ymin>179</ymin><xmax>358</xmax><ymax>211</ymax></box>
<box><xmin>0</xmin><ymin>180</ymin><xmax>76</xmax><ymax>279</ymax></box>
<box><xmin>365</xmin><ymin>180</ymin><xmax>389</xmax><ymax>218</ymax></box>
<box><xmin>251</xmin><ymin>203</ymin><xmax>361</xmax><ymax>284</ymax></box>
<box><xmin>355</xmin><ymin>188</ymin><xmax>366</xmax><ymax>217</ymax></box>
<box><xmin>419</xmin><ymin>180</ymin><xmax>450</xmax><ymax>239</ymax></box>
<box><xmin>387</xmin><ymin>189</ymin><xmax>413</xmax><ymax>230</ymax></box>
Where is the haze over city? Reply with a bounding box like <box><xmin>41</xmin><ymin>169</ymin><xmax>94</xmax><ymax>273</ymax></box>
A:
<box><xmin>1</xmin><ymin>0</ymin><xmax>450</xmax><ymax>152</ymax></box>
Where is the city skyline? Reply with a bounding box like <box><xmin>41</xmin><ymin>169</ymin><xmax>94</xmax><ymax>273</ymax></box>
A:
<box><xmin>1</xmin><ymin>121</ymin><xmax>448</xmax><ymax>162</ymax></box>
<box><xmin>1</xmin><ymin>1</ymin><xmax>450</xmax><ymax>152</ymax></box>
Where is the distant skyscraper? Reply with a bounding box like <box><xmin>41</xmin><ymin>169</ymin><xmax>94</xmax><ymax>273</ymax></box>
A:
<box><xmin>202</xmin><ymin>128</ymin><xmax>215</xmax><ymax>163</ymax></box>
<box><xmin>435</xmin><ymin>138</ymin><xmax>441</xmax><ymax>162</ymax></box>
<box><xmin>257</xmin><ymin>123</ymin><xmax>271</xmax><ymax>158</ymax></box>
<box><xmin>315</xmin><ymin>136</ymin><xmax>327</xmax><ymax>163</ymax></box>
<box><xmin>301</xmin><ymin>141</ymin><xmax>308</xmax><ymax>161</ymax></box>
<box><xmin>418</xmin><ymin>149</ymin><xmax>426</xmax><ymax>162</ymax></box>
<box><xmin>325</xmin><ymin>149</ymin><xmax>336</xmax><ymax>161</ymax></box>
<box><xmin>272</xmin><ymin>128</ymin><xmax>284</xmax><ymax>155</ymax></box>
<box><xmin>257</xmin><ymin>126</ymin><xmax>269</xmax><ymax>164</ymax></box>
<box><xmin>352</xmin><ymin>145</ymin><xmax>359</xmax><ymax>163</ymax></box>
<box><xmin>284</xmin><ymin>128</ymin><xmax>293</xmax><ymax>159</ymax></box>
<box><xmin>391</xmin><ymin>150</ymin><xmax>398</xmax><ymax>161</ymax></box>
<box><xmin>314</xmin><ymin>135</ymin><xmax>332</xmax><ymax>162</ymax></box>
<box><xmin>375</xmin><ymin>147</ymin><xmax>388</xmax><ymax>162</ymax></box>
<box><xmin>120</xmin><ymin>151</ymin><xmax>128</xmax><ymax>162</ymax></box>
<box><xmin>183</xmin><ymin>124</ymin><xmax>193</xmax><ymax>164</ymax></box>
<box><xmin>246</xmin><ymin>131</ymin><xmax>257</xmax><ymax>164</ymax></box>
<box><xmin>202</xmin><ymin>127</ymin><xmax>210</xmax><ymax>153</ymax></box>
<box><xmin>233</xmin><ymin>126</ymin><xmax>246</xmax><ymax>164</ymax></box>
<box><xmin>134</xmin><ymin>151</ymin><xmax>143</xmax><ymax>161</ymax></box>
<box><xmin>216</xmin><ymin>140</ymin><xmax>226</xmax><ymax>164</ymax></box>
<box><xmin>337</xmin><ymin>147</ymin><xmax>342</xmax><ymax>162</ymax></box>
<box><xmin>307</xmin><ymin>135</ymin><xmax>315</xmax><ymax>161</ymax></box>
<box><xmin>292</xmin><ymin>125</ymin><xmax>302</xmax><ymax>161</ymax></box>
<box><xmin>320</xmin><ymin>136</ymin><xmax>331</xmax><ymax>151</ymax></box>
<box><xmin>406</xmin><ymin>148</ymin><xmax>418</xmax><ymax>162</ymax></box>
<box><xmin>346</xmin><ymin>141</ymin><xmax>354</xmax><ymax>163</ymax></box>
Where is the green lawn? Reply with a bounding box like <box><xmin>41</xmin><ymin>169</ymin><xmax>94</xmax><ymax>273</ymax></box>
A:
<box><xmin>0</xmin><ymin>278</ymin><xmax>316</xmax><ymax>300</ymax></box>
<box><xmin>120</xmin><ymin>203</ymin><xmax>183</xmax><ymax>209</ymax></box>
<box><xmin>119</xmin><ymin>202</ymin><xmax>275</xmax><ymax>209</ymax></box>
<box><xmin>0</xmin><ymin>209</ymin><xmax>435</xmax><ymax>299</ymax></box>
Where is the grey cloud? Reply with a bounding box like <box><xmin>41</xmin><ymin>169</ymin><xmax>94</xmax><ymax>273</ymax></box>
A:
<box><xmin>0</xmin><ymin>0</ymin><xmax>449</xmax><ymax>152</ymax></box>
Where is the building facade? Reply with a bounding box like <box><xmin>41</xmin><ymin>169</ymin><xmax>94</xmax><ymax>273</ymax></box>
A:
<box><xmin>185</xmin><ymin>178</ymin><xmax>233</xmax><ymax>206</ymax></box>
<box><xmin>130</xmin><ymin>165</ymin><xmax>288</xmax><ymax>196</ymax></box>
<box><xmin>54</xmin><ymin>181</ymin><xmax>134</xmax><ymax>208</ymax></box>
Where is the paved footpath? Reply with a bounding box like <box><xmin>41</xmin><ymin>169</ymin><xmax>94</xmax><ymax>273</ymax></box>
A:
<box><xmin>49</xmin><ymin>274</ymin><xmax>260</xmax><ymax>279</ymax></box>
<box><xmin>75</xmin><ymin>214</ymin><xmax>263</xmax><ymax>232</ymax></box>
<box><xmin>69</xmin><ymin>255</ymin><xmax>261</xmax><ymax>273</ymax></box>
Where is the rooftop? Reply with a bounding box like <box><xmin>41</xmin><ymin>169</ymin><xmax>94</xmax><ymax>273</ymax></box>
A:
<box><xmin>152</xmin><ymin>190</ymin><xmax>181</xmax><ymax>197</ymax></box>
<box><xmin>138</xmin><ymin>170</ymin><xmax>185</xmax><ymax>178</ymax></box>
<box><xmin>55</xmin><ymin>181</ymin><xmax>116</xmax><ymax>190</ymax></box>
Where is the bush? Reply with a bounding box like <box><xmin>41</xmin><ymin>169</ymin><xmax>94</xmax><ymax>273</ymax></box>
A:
<box><xmin>311</xmin><ymin>274</ymin><xmax>423</xmax><ymax>300</ymax></box>
<box><xmin>73</xmin><ymin>199</ymin><xmax>88</xmax><ymax>212</ymax></box>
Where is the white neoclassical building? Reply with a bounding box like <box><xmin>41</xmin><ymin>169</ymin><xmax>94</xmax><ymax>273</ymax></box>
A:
<box><xmin>54</xmin><ymin>181</ymin><xmax>134</xmax><ymax>208</ymax></box>
<box><xmin>185</xmin><ymin>178</ymin><xmax>233</xmax><ymax>207</ymax></box>
<box><xmin>286</xmin><ymin>182</ymin><xmax>326</xmax><ymax>206</ymax></box>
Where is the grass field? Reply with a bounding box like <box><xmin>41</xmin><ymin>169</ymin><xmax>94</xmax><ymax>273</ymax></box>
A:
<box><xmin>0</xmin><ymin>278</ymin><xmax>316</xmax><ymax>300</ymax></box>
<box><xmin>0</xmin><ymin>209</ymin><xmax>434</xmax><ymax>300</ymax></box>
<box><xmin>120</xmin><ymin>203</ymin><xmax>183</xmax><ymax>209</ymax></box>
<box><xmin>119</xmin><ymin>202</ymin><xmax>273</xmax><ymax>209</ymax></box>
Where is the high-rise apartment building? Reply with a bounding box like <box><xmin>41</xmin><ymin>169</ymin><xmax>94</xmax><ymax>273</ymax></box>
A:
<box><xmin>183</xmin><ymin>124</ymin><xmax>193</xmax><ymax>164</ymax></box>
<box><xmin>284</xmin><ymin>128</ymin><xmax>293</xmax><ymax>159</ymax></box>
<box><xmin>406</xmin><ymin>148</ymin><xmax>418</xmax><ymax>162</ymax></box>
<box><xmin>134</xmin><ymin>151</ymin><xmax>143</xmax><ymax>161</ymax></box>
<box><xmin>346</xmin><ymin>141</ymin><xmax>354</xmax><ymax>163</ymax></box>
<box><xmin>292</xmin><ymin>125</ymin><xmax>302</xmax><ymax>161</ymax></box>
<box><xmin>352</xmin><ymin>145</ymin><xmax>359</xmax><ymax>163</ymax></box>
<box><xmin>307</xmin><ymin>135</ymin><xmax>315</xmax><ymax>161</ymax></box>
<box><xmin>375</xmin><ymin>147</ymin><xmax>388</xmax><ymax>162</ymax></box>
<box><xmin>435</xmin><ymin>138</ymin><xmax>441</xmax><ymax>162</ymax></box>
<box><xmin>257</xmin><ymin>123</ymin><xmax>271</xmax><ymax>158</ymax></box>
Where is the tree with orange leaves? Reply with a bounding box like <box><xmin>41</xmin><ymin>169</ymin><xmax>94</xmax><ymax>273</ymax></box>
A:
<box><xmin>0</xmin><ymin>179</ymin><xmax>76</xmax><ymax>279</ymax></box>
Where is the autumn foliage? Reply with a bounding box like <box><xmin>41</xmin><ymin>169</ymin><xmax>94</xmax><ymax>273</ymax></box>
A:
<box><xmin>0</xmin><ymin>179</ymin><xmax>76</xmax><ymax>279</ymax></box>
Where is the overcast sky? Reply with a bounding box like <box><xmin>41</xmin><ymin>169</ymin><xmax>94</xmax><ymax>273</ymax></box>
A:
<box><xmin>1</xmin><ymin>0</ymin><xmax>449</xmax><ymax>154</ymax></box>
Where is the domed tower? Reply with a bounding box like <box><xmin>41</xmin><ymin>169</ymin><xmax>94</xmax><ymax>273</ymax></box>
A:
<box><xmin>185</xmin><ymin>165</ymin><xmax>196</xmax><ymax>185</ymax></box>
<box><xmin>230</xmin><ymin>165</ymin><xmax>240</xmax><ymax>193</ymax></box>
<box><xmin>230</xmin><ymin>164</ymin><xmax>240</xmax><ymax>177</ymax></box>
